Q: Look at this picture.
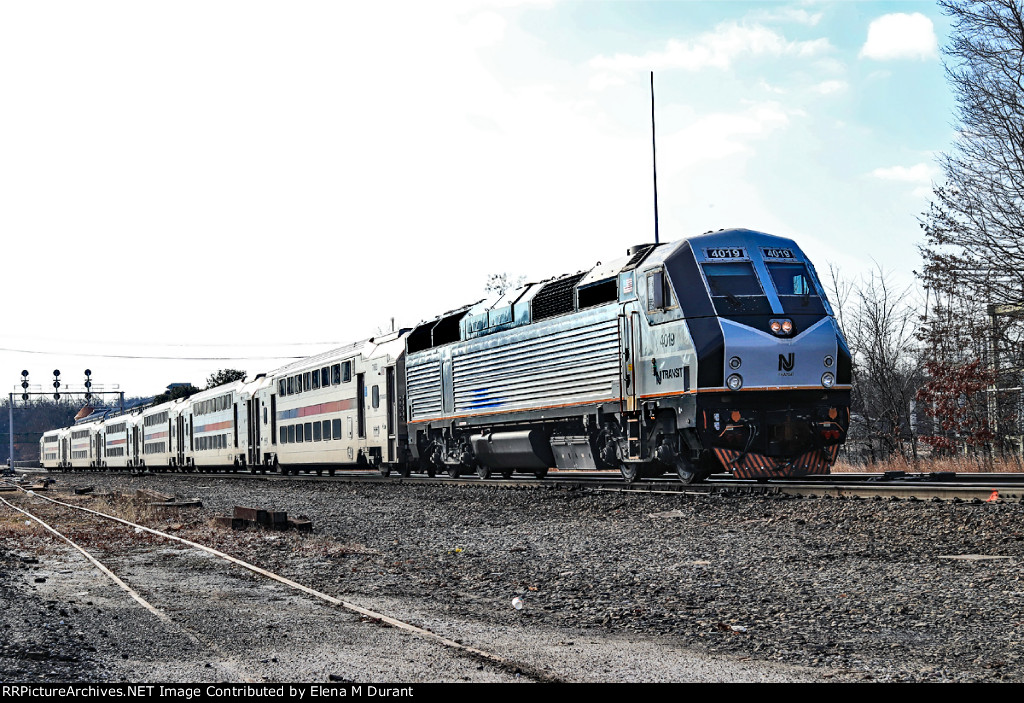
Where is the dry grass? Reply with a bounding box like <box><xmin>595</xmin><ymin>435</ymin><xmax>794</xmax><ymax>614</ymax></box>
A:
<box><xmin>833</xmin><ymin>455</ymin><xmax>1024</xmax><ymax>473</ymax></box>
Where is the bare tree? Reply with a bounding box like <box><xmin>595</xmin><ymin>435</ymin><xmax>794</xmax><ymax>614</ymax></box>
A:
<box><xmin>920</xmin><ymin>0</ymin><xmax>1024</xmax><ymax>308</ymax></box>
<box><xmin>484</xmin><ymin>273</ymin><xmax>526</xmax><ymax>296</ymax></box>
<box><xmin>917</xmin><ymin>0</ymin><xmax>1024</xmax><ymax>456</ymax></box>
<box><xmin>844</xmin><ymin>268</ymin><xmax>926</xmax><ymax>463</ymax></box>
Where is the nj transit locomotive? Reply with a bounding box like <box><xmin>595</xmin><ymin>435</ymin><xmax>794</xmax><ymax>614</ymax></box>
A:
<box><xmin>41</xmin><ymin>228</ymin><xmax>851</xmax><ymax>482</ymax></box>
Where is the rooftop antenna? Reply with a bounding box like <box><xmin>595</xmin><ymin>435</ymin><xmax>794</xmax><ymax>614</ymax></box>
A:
<box><xmin>650</xmin><ymin>71</ymin><xmax>660</xmax><ymax>244</ymax></box>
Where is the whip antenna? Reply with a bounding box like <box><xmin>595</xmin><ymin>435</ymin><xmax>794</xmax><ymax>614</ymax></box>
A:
<box><xmin>651</xmin><ymin>71</ymin><xmax>660</xmax><ymax>244</ymax></box>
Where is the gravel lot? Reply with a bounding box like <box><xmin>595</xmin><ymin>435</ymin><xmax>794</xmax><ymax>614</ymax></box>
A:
<box><xmin>2</xmin><ymin>473</ymin><xmax>1023</xmax><ymax>683</ymax></box>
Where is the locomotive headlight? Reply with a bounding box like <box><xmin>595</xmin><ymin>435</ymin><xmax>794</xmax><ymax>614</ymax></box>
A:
<box><xmin>769</xmin><ymin>318</ymin><xmax>793</xmax><ymax>337</ymax></box>
<box><xmin>770</xmin><ymin>320</ymin><xmax>782</xmax><ymax>334</ymax></box>
<box><xmin>729</xmin><ymin>356</ymin><xmax>742</xmax><ymax>370</ymax></box>
<box><xmin>824</xmin><ymin>355</ymin><xmax>834</xmax><ymax>367</ymax></box>
<box><xmin>782</xmin><ymin>319</ymin><xmax>793</xmax><ymax>334</ymax></box>
<box><xmin>821</xmin><ymin>372</ymin><xmax>835</xmax><ymax>388</ymax></box>
<box><xmin>726</xmin><ymin>374</ymin><xmax>743</xmax><ymax>391</ymax></box>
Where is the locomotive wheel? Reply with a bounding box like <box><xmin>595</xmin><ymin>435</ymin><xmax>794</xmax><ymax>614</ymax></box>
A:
<box><xmin>476</xmin><ymin>464</ymin><xmax>491</xmax><ymax>480</ymax></box>
<box><xmin>676</xmin><ymin>465</ymin><xmax>697</xmax><ymax>484</ymax></box>
<box><xmin>398</xmin><ymin>465</ymin><xmax>411</xmax><ymax>478</ymax></box>
<box><xmin>328</xmin><ymin>467</ymin><xmax>336</xmax><ymax>476</ymax></box>
<box><xmin>427</xmin><ymin>467</ymin><xmax>436</xmax><ymax>478</ymax></box>
<box><xmin>447</xmin><ymin>465</ymin><xmax>461</xmax><ymax>479</ymax></box>
<box><xmin>534</xmin><ymin>466</ymin><xmax>549</xmax><ymax>479</ymax></box>
<box><xmin>379</xmin><ymin>465</ymin><xmax>391</xmax><ymax>477</ymax></box>
<box><xmin>316</xmin><ymin>468</ymin><xmax>323</xmax><ymax>476</ymax></box>
<box><xmin>501</xmin><ymin>469</ymin><xmax>514</xmax><ymax>479</ymax></box>
<box><xmin>619</xmin><ymin>462</ymin><xmax>640</xmax><ymax>483</ymax></box>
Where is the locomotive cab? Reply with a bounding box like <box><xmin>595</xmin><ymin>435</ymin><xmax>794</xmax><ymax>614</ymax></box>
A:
<box><xmin>655</xmin><ymin>229</ymin><xmax>852</xmax><ymax>478</ymax></box>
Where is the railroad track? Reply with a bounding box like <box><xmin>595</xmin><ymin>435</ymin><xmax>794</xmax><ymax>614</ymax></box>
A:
<box><xmin>15</xmin><ymin>466</ymin><xmax>1024</xmax><ymax>502</ymax></box>
<box><xmin>0</xmin><ymin>484</ymin><xmax>560</xmax><ymax>683</ymax></box>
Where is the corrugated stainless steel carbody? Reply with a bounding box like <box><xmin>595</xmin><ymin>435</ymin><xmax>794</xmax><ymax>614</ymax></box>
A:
<box><xmin>408</xmin><ymin>303</ymin><xmax>621</xmax><ymax>426</ymax></box>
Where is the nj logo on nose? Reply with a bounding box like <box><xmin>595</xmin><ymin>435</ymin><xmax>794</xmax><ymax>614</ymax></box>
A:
<box><xmin>779</xmin><ymin>353</ymin><xmax>794</xmax><ymax>372</ymax></box>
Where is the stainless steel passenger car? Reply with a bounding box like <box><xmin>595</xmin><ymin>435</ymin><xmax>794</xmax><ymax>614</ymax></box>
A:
<box><xmin>39</xmin><ymin>428</ymin><xmax>67</xmax><ymax>470</ymax></box>
<box><xmin>67</xmin><ymin>419</ymin><xmax>104</xmax><ymax>471</ymax></box>
<box><xmin>183</xmin><ymin>380</ymin><xmax>248</xmax><ymax>472</ymax></box>
<box><xmin>100</xmin><ymin>412</ymin><xmax>141</xmax><ymax>470</ymax></box>
<box><xmin>265</xmin><ymin>331</ymin><xmax>408</xmax><ymax>475</ymax></box>
<box><xmin>138</xmin><ymin>399</ymin><xmax>183</xmax><ymax>471</ymax></box>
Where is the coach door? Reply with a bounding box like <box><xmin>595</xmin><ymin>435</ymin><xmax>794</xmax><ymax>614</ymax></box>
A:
<box><xmin>246</xmin><ymin>397</ymin><xmax>261</xmax><ymax>466</ymax></box>
<box><xmin>385</xmin><ymin>366</ymin><xmax>396</xmax><ymax>462</ymax></box>
<box><xmin>176</xmin><ymin>415</ymin><xmax>186</xmax><ymax>466</ymax></box>
<box><xmin>356</xmin><ymin>373</ymin><xmax>366</xmax><ymax>439</ymax></box>
<box><xmin>132</xmin><ymin>426</ymin><xmax>140</xmax><ymax>466</ymax></box>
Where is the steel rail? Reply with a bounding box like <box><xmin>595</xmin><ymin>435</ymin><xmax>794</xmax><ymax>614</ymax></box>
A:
<box><xmin>0</xmin><ymin>492</ymin><xmax>258</xmax><ymax>682</ymax></box>
<box><xmin>5</xmin><ymin>484</ymin><xmax>560</xmax><ymax>683</ymax></box>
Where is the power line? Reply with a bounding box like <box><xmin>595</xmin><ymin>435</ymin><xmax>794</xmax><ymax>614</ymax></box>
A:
<box><xmin>0</xmin><ymin>346</ymin><xmax>310</xmax><ymax>361</ymax></box>
<box><xmin>0</xmin><ymin>335</ymin><xmax>343</xmax><ymax>349</ymax></box>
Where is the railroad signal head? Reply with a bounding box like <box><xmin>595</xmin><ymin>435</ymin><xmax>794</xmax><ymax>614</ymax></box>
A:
<box><xmin>21</xmin><ymin>370</ymin><xmax>28</xmax><ymax>378</ymax></box>
<box><xmin>21</xmin><ymin>393</ymin><xmax>28</xmax><ymax>402</ymax></box>
<box><xmin>53</xmin><ymin>393</ymin><xmax>59</xmax><ymax>401</ymax></box>
<box><xmin>21</xmin><ymin>379</ymin><xmax>28</xmax><ymax>390</ymax></box>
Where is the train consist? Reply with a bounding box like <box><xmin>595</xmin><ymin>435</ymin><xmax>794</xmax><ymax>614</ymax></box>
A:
<box><xmin>40</xmin><ymin>228</ymin><xmax>851</xmax><ymax>482</ymax></box>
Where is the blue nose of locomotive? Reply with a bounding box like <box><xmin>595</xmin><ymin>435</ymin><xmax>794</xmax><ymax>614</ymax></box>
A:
<box><xmin>662</xmin><ymin>228</ymin><xmax>852</xmax><ymax>477</ymax></box>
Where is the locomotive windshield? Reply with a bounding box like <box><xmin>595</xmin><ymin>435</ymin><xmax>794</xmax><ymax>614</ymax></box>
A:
<box><xmin>701</xmin><ymin>262</ymin><xmax>763</xmax><ymax>297</ymax></box>
<box><xmin>765</xmin><ymin>262</ymin><xmax>826</xmax><ymax>314</ymax></box>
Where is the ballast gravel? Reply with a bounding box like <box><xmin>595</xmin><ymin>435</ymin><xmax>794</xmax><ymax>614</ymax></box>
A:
<box><xmin>2</xmin><ymin>473</ymin><xmax>1023</xmax><ymax>683</ymax></box>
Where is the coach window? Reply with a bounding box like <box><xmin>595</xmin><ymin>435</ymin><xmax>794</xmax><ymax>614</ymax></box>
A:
<box><xmin>372</xmin><ymin>385</ymin><xmax>380</xmax><ymax>409</ymax></box>
<box><xmin>312</xmin><ymin>372</ymin><xmax>320</xmax><ymax>390</ymax></box>
<box><xmin>332</xmin><ymin>418</ymin><xmax>342</xmax><ymax>440</ymax></box>
<box><xmin>304</xmin><ymin>422</ymin><xmax>312</xmax><ymax>441</ymax></box>
<box><xmin>313</xmin><ymin>423</ymin><xmax>322</xmax><ymax>441</ymax></box>
<box><xmin>296</xmin><ymin>424</ymin><xmax>304</xmax><ymax>442</ymax></box>
<box><xmin>288</xmin><ymin>425</ymin><xmax>296</xmax><ymax>443</ymax></box>
<box><xmin>332</xmin><ymin>364</ymin><xmax>341</xmax><ymax>385</ymax></box>
<box><xmin>287</xmin><ymin>377</ymin><xmax>294</xmax><ymax>395</ymax></box>
<box><xmin>280</xmin><ymin>427</ymin><xmax>286</xmax><ymax>444</ymax></box>
<box><xmin>321</xmin><ymin>367</ymin><xmax>330</xmax><ymax>387</ymax></box>
<box><xmin>303</xmin><ymin>372</ymin><xmax>311</xmax><ymax>392</ymax></box>
<box><xmin>342</xmin><ymin>361</ymin><xmax>352</xmax><ymax>383</ymax></box>
<box><xmin>322</xmin><ymin>420</ymin><xmax>330</xmax><ymax>441</ymax></box>
<box><xmin>295</xmin><ymin>375</ymin><xmax>303</xmax><ymax>394</ymax></box>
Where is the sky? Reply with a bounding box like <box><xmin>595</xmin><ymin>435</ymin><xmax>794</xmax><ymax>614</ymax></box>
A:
<box><xmin>0</xmin><ymin>0</ymin><xmax>955</xmax><ymax>401</ymax></box>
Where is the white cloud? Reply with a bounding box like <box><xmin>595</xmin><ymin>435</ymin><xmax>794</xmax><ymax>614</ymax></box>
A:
<box><xmin>871</xmin><ymin>163</ymin><xmax>937</xmax><ymax>183</ymax></box>
<box><xmin>860</xmin><ymin>13</ymin><xmax>938</xmax><ymax>61</ymax></box>
<box><xmin>872</xmin><ymin>163</ymin><xmax>939</xmax><ymax>198</ymax></box>
<box><xmin>589</xmin><ymin>22</ymin><xmax>831</xmax><ymax>79</ymax></box>
<box><xmin>749</xmin><ymin>7</ymin><xmax>823</xmax><ymax>26</ymax></box>
<box><xmin>759</xmin><ymin>79</ymin><xmax>787</xmax><ymax>94</ymax></box>
<box><xmin>812</xmin><ymin>80</ymin><xmax>847</xmax><ymax>95</ymax></box>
